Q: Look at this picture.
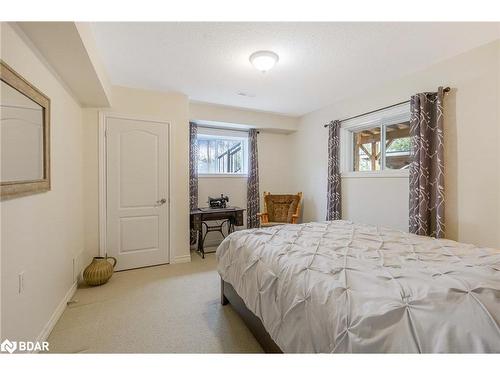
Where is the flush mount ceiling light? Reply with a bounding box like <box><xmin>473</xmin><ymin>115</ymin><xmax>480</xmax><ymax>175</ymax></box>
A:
<box><xmin>249</xmin><ymin>50</ymin><xmax>279</xmax><ymax>73</ymax></box>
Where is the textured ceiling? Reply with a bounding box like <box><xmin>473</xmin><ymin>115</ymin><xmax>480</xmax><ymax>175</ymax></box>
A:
<box><xmin>91</xmin><ymin>22</ymin><xmax>500</xmax><ymax>116</ymax></box>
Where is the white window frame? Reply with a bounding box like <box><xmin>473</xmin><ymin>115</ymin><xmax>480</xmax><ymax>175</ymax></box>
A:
<box><xmin>340</xmin><ymin>102</ymin><xmax>411</xmax><ymax>178</ymax></box>
<box><xmin>197</xmin><ymin>126</ymin><xmax>249</xmax><ymax>178</ymax></box>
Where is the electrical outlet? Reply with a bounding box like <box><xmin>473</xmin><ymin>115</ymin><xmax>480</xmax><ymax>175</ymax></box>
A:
<box><xmin>18</xmin><ymin>271</ymin><xmax>25</xmax><ymax>294</ymax></box>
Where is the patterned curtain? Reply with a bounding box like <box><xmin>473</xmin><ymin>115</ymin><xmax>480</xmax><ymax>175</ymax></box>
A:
<box><xmin>189</xmin><ymin>122</ymin><xmax>199</xmax><ymax>244</ymax></box>
<box><xmin>409</xmin><ymin>87</ymin><xmax>445</xmax><ymax>238</ymax></box>
<box><xmin>247</xmin><ymin>129</ymin><xmax>260</xmax><ymax>228</ymax></box>
<box><xmin>326</xmin><ymin>120</ymin><xmax>342</xmax><ymax>221</ymax></box>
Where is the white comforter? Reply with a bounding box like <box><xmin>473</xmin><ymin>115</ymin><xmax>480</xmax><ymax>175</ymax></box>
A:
<box><xmin>216</xmin><ymin>221</ymin><xmax>500</xmax><ymax>353</ymax></box>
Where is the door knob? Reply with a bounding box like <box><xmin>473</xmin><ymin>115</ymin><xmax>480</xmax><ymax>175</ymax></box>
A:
<box><xmin>156</xmin><ymin>198</ymin><xmax>167</xmax><ymax>205</ymax></box>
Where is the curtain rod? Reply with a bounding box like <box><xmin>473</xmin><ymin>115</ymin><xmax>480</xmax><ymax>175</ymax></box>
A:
<box><xmin>324</xmin><ymin>87</ymin><xmax>450</xmax><ymax>127</ymax></box>
<box><xmin>197</xmin><ymin>124</ymin><xmax>259</xmax><ymax>134</ymax></box>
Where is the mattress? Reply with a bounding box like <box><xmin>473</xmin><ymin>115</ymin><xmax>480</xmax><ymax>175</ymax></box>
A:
<box><xmin>216</xmin><ymin>221</ymin><xmax>500</xmax><ymax>353</ymax></box>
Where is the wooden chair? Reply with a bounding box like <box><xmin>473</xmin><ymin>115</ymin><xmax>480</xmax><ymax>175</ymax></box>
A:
<box><xmin>257</xmin><ymin>192</ymin><xmax>303</xmax><ymax>227</ymax></box>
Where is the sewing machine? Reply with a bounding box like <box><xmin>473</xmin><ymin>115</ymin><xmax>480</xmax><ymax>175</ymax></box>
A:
<box><xmin>208</xmin><ymin>194</ymin><xmax>229</xmax><ymax>209</ymax></box>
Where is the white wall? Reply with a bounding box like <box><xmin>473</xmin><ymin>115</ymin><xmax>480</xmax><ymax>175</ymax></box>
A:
<box><xmin>258</xmin><ymin>132</ymin><xmax>296</xmax><ymax>195</ymax></box>
<box><xmin>1</xmin><ymin>23</ymin><xmax>85</xmax><ymax>341</ymax></box>
<box><xmin>83</xmin><ymin>85</ymin><xmax>191</xmax><ymax>264</ymax></box>
<box><xmin>17</xmin><ymin>22</ymin><xmax>112</xmax><ymax>108</ymax></box>
<box><xmin>342</xmin><ymin>177</ymin><xmax>409</xmax><ymax>232</ymax></box>
<box><xmin>190</xmin><ymin>101</ymin><xmax>298</xmax><ymax>133</ymax></box>
<box><xmin>292</xmin><ymin>39</ymin><xmax>500</xmax><ymax>249</ymax></box>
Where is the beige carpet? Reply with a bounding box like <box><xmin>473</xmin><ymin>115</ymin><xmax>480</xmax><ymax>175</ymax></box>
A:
<box><xmin>48</xmin><ymin>252</ymin><xmax>263</xmax><ymax>353</ymax></box>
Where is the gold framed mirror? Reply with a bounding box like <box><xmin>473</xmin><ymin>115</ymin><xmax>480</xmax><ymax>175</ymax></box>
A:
<box><xmin>1</xmin><ymin>60</ymin><xmax>51</xmax><ymax>199</ymax></box>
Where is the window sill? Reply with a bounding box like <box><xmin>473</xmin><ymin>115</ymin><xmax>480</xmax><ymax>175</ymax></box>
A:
<box><xmin>341</xmin><ymin>170</ymin><xmax>409</xmax><ymax>179</ymax></box>
<box><xmin>199</xmin><ymin>173</ymin><xmax>248</xmax><ymax>179</ymax></box>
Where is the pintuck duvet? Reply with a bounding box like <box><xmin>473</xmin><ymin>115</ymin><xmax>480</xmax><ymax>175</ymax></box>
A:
<box><xmin>216</xmin><ymin>221</ymin><xmax>500</xmax><ymax>353</ymax></box>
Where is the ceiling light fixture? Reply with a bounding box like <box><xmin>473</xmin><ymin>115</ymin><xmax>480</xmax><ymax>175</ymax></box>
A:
<box><xmin>249</xmin><ymin>50</ymin><xmax>279</xmax><ymax>73</ymax></box>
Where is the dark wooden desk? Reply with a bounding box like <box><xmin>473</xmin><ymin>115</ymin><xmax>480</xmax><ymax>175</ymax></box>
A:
<box><xmin>190</xmin><ymin>207</ymin><xmax>245</xmax><ymax>258</ymax></box>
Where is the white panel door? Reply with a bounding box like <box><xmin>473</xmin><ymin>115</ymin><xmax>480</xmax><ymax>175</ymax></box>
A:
<box><xmin>106</xmin><ymin>115</ymin><xmax>169</xmax><ymax>271</ymax></box>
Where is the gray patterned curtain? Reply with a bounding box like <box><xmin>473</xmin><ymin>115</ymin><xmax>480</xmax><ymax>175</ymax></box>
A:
<box><xmin>409</xmin><ymin>87</ymin><xmax>445</xmax><ymax>238</ymax></box>
<box><xmin>247</xmin><ymin>129</ymin><xmax>260</xmax><ymax>228</ymax></box>
<box><xmin>326</xmin><ymin>120</ymin><xmax>342</xmax><ymax>221</ymax></box>
<box><xmin>189</xmin><ymin>122</ymin><xmax>199</xmax><ymax>244</ymax></box>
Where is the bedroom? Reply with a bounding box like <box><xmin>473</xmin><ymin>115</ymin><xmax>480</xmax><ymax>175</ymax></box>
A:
<box><xmin>1</xmin><ymin>1</ymin><xmax>500</xmax><ymax>373</ymax></box>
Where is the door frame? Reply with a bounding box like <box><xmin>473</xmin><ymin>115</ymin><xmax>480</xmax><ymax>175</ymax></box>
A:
<box><xmin>98</xmin><ymin>111</ymin><xmax>172</xmax><ymax>264</ymax></box>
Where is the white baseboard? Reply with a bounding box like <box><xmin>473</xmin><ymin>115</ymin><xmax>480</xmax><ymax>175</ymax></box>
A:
<box><xmin>171</xmin><ymin>254</ymin><xmax>192</xmax><ymax>264</ymax></box>
<box><xmin>35</xmin><ymin>281</ymin><xmax>77</xmax><ymax>348</ymax></box>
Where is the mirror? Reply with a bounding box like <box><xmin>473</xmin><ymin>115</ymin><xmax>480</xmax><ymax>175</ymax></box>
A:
<box><xmin>1</xmin><ymin>60</ymin><xmax>50</xmax><ymax>199</ymax></box>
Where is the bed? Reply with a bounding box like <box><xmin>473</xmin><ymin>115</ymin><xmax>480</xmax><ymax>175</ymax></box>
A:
<box><xmin>216</xmin><ymin>221</ymin><xmax>500</xmax><ymax>353</ymax></box>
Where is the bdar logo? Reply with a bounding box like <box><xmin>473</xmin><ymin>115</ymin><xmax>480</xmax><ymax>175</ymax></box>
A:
<box><xmin>1</xmin><ymin>339</ymin><xmax>17</xmax><ymax>354</ymax></box>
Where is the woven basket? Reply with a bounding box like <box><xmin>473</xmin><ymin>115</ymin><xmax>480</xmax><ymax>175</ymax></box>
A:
<box><xmin>83</xmin><ymin>256</ymin><xmax>117</xmax><ymax>286</ymax></box>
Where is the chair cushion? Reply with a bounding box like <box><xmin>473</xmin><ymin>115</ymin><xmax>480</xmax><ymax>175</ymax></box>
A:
<box><xmin>264</xmin><ymin>194</ymin><xmax>301</xmax><ymax>223</ymax></box>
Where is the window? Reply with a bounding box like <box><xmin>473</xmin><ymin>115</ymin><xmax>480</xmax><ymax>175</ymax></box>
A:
<box><xmin>197</xmin><ymin>128</ymin><xmax>248</xmax><ymax>175</ymax></box>
<box><xmin>352</xmin><ymin>127</ymin><xmax>382</xmax><ymax>171</ymax></box>
<box><xmin>341</xmin><ymin>102</ymin><xmax>410</xmax><ymax>176</ymax></box>
<box><xmin>385</xmin><ymin>122</ymin><xmax>411</xmax><ymax>170</ymax></box>
<box><xmin>352</xmin><ymin>121</ymin><xmax>410</xmax><ymax>171</ymax></box>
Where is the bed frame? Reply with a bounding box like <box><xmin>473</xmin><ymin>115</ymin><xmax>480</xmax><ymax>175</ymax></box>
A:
<box><xmin>221</xmin><ymin>278</ymin><xmax>282</xmax><ymax>353</ymax></box>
